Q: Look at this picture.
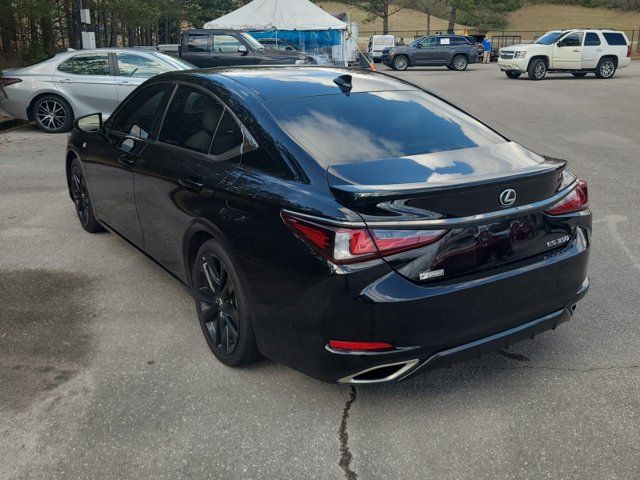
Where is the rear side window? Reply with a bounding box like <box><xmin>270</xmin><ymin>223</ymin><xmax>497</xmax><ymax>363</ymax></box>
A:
<box><xmin>58</xmin><ymin>53</ymin><xmax>110</xmax><ymax>75</ymax></box>
<box><xmin>450</xmin><ymin>37</ymin><xmax>470</xmax><ymax>45</ymax></box>
<box><xmin>584</xmin><ymin>33</ymin><xmax>601</xmax><ymax>46</ymax></box>
<box><xmin>116</xmin><ymin>53</ymin><xmax>170</xmax><ymax>78</ymax></box>
<box><xmin>270</xmin><ymin>90</ymin><xmax>505</xmax><ymax>166</ymax></box>
<box><xmin>210</xmin><ymin>111</ymin><xmax>243</xmax><ymax>155</ymax></box>
<box><xmin>603</xmin><ymin>32</ymin><xmax>627</xmax><ymax>46</ymax></box>
<box><xmin>109</xmin><ymin>83</ymin><xmax>173</xmax><ymax>138</ymax></box>
<box><xmin>159</xmin><ymin>86</ymin><xmax>224</xmax><ymax>153</ymax></box>
<box><xmin>187</xmin><ymin>34</ymin><xmax>210</xmax><ymax>52</ymax></box>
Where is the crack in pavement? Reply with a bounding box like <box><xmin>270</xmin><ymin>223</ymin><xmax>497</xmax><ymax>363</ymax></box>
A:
<box><xmin>339</xmin><ymin>385</ymin><xmax>358</xmax><ymax>480</ymax></box>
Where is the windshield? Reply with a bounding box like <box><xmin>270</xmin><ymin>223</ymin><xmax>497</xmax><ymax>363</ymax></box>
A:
<box><xmin>269</xmin><ymin>90</ymin><xmax>505</xmax><ymax>166</ymax></box>
<box><xmin>241</xmin><ymin>33</ymin><xmax>265</xmax><ymax>50</ymax></box>
<box><xmin>534</xmin><ymin>31</ymin><xmax>566</xmax><ymax>45</ymax></box>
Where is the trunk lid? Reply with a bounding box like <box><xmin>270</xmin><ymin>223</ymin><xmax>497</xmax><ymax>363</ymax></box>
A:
<box><xmin>327</xmin><ymin>142</ymin><xmax>577</xmax><ymax>283</ymax></box>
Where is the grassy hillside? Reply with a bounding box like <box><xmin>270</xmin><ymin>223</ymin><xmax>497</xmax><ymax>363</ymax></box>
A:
<box><xmin>506</xmin><ymin>3</ymin><xmax>640</xmax><ymax>32</ymax></box>
<box><xmin>317</xmin><ymin>1</ymin><xmax>467</xmax><ymax>38</ymax></box>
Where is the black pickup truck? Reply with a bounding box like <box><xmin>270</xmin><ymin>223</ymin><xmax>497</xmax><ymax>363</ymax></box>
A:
<box><xmin>166</xmin><ymin>29</ymin><xmax>309</xmax><ymax>68</ymax></box>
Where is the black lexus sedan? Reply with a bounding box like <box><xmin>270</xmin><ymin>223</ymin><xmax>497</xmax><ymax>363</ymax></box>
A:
<box><xmin>66</xmin><ymin>67</ymin><xmax>590</xmax><ymax>384</ymax></box>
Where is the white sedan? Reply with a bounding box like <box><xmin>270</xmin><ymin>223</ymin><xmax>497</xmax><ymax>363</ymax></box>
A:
<box><xmin>0</xmin><ymin>48</ymin><xmax>193</xmax><ymax>133</ymax></box>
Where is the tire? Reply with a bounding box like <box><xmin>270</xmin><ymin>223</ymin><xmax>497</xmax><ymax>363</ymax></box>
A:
<box><xmin>527</xmin><ymin>58</ymin><xmax>547</xmax><ymax>80</ymax></box>
<box><xmin>595</xmin><ymin>57</ymin><xmax>616</xmax><ymax>79</ymax></box>
<box><xmin>69</xmin><ymin>158</ymin><xmax>103</xmax><ymax>233</ymax></box>
<box><xmin>572</xmin><ymin>72</ymin><xmax>588</xmax><ymax>78</ymax></box>
<box><xmin>392</xmin><ymin>55</ymin><xmax>409</xmax><ymax>71</ymax></box>
<box><xmin>192</xmin><ymin>239</ymin><xmax>260</xmax><ymax>367</ymax></box>
<box><xmin>32</xmin><ymin>95</ymin><xmax>74</xmax><ymax>133</ymax></box>
<box><xmin>451</xmin><ymin>54</ymin><xmax>468</xmax><ymax>71</ymax></box>
<box><xmin>505</xmin><ymin>71</ymin><xmax>521</xmax><ymax>79</ymax></box>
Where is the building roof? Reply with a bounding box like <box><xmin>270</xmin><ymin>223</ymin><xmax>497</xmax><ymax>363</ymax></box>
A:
<box><xmin>203</xmin><ymin>0</ymin><xmax>347</xmax><ymax>31</ymax></box>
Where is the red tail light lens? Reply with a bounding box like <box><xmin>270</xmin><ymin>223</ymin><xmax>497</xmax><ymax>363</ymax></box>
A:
<box><xmin>627</xmin><ymin>45</ymin><xmax>632</xmax><ymax>58</ymax></box>
<box><xmin>1</xmin><ymin>77</ymin><xmax>22</xmax><ymax>87</ymax></box>
<box><xmin>328</xmin><ymin>340</ymin><xmax>394</xmax><ymax>352</ymax></box>
<box><xmin>546</xmin><ymin>180</ymin><xmax>588</xmax><ymax>215</ymax></box>
<box><xmin>282</xmin><ymin>212</ymin><xmax>445</xmax><ymax>264</ymax></box>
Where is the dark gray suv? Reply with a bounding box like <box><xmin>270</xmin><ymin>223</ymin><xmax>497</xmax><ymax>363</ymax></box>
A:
<box><xmin>383</xmin><ymin>35</ymin><xmax>478</xmax><ymax>71</ymax></box>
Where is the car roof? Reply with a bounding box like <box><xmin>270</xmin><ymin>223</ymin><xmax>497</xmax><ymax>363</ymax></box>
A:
<box><xmin>190</xmin><ymin>66</ymin><xmax>419</xmax><ymax>102</ymax></box>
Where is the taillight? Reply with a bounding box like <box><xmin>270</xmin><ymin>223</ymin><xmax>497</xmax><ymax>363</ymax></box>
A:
<box><xmin>545</xmin><ymin>180</ymin><xmax>588</xmax><ymax>215</ymax></box>
<box><xmin>1</xmin><ymin>77</ymin><xmax>22</xmax><ymax>87</ymax></box>
<box><xmin>627</xmin><ymin>45</ymin><xmax>632</xmax><ymax>58</ymax></box>
<box><xmin>282</xmin><ymin>212</ymin><xmax>445</xmax><ymax>264</ymax></box>
<box><xmin>327</xmin><ymin>340</ymin><xmax>394</xmax><ymax>352</ymax></box>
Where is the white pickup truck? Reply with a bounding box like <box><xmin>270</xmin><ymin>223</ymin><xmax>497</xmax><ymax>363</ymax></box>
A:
<box><xmin>498</xmin><ymin>29</ymin><xmax>632</xmax><ymax>80</ymax></box>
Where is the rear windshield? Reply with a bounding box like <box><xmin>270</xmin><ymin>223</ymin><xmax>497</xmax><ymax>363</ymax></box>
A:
<box><xmin>269</xmin><ymin>90</ymin><xmax>505</xmax><ymax>165</ymax></box>
<box><xmin>602</xmin><ymin>32</ymin><xmax>627</xmax><ymax>45</ymax></box>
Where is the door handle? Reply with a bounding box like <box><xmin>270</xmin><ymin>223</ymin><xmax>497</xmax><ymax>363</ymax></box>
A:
<box><xmin>58</xmin><ymin>78</ymin><xmax>73</xmax><ymax>83</ymax></box>
<box><xmin>179</xmin><ymin>176</ymin><xmax>204</xmax><ymax>191</ymax></box>
<box><xmin>596</xmin><ymin>48</ymin><xmax>603</xmax><ymax>52</ymax></box>
<box><xmin>572</xmin><ymin>49</ymin><xmax>581</xmax><ymax>52</ymax></box>
<box><xmin>118</xmin><ymin>153</ymin><xmax>137</xmax><ymax>167</ymax></box>
<box><xmin>117</xmin><ymin>80</ymin><xmax>134</xmax><ymax>86</ymax></box>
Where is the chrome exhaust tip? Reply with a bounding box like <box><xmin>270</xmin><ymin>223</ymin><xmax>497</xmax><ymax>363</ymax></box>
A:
<box><xmin>338</xmin><ymin>359</ymin><xmax>419</xmax><ymax>384</ymax></box>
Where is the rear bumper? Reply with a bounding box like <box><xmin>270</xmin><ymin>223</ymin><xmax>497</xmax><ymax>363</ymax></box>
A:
<box><xmin>255</xmin><ymin>224</ymin><xmax>591</xmax><ymax>383</ymax></box>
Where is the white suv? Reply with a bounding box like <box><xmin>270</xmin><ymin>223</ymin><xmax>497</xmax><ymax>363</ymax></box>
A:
<box><xmin>498</xmin><ymin>29</ymin><xmax>632</xmax><ymax>80</ymax></box>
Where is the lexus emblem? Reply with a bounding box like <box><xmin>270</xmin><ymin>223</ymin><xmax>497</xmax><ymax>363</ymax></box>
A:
<box><xmin>499</xmin><ymin>189</ymin><xmax>517</xmax><ymax>207</ymax></box>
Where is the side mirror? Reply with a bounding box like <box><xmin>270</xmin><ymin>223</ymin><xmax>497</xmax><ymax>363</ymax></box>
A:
<box><xmin>75</xmin><ymin>112</ymin><xmax>102</xmax><ymax>133</ymax></box>
<box><xmin>557</xmin><ymin>40</ymin><xmax>566</xmax><ymax>47</ymax></box>
<box><xmin>415</xmin><ymin>43</ymin><xmax>422</xmax><ymax>48</ymax></box>
<box><xmin>238</xmin><ymin>44</ymin><xmax>248</xmax><ymax>55</ymax></box>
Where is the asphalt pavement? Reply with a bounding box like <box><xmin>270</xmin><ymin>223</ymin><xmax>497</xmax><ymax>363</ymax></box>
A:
<box><xmin>1</xmin><ymin>61</ymin><xmax>639</xmax><ymax>480</ymax></box>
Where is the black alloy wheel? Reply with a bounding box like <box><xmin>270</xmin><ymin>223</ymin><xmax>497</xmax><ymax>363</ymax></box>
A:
<box><xmin>69</xmin><ymin>158</ymin><xmax>103</xmax><ymax>233</ymax></box>
<box><xmin>192</xmin><ymin>240</ymin><xmax>260</xmax><ymax>366</ymax></box>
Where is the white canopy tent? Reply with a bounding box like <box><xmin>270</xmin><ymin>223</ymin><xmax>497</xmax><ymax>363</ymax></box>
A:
<box><xmin>203</xmin><ymin>0</ymin><xmax>350</xmax><ymax>65</ymax></box>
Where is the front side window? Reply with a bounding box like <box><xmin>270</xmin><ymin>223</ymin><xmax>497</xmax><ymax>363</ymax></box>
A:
<box><xmin>560</xmin><ymin>32</ymin><xmax>583</xmax><ymax>47</ymax></box>
<box><xmin>109</xmin><ymin>83</ymin><xmax>173</xmax><ymax>138</ymax></box>
<box><xmin>213</xmin><ymin>35</ymin><xmax>242</xmax><ymax>53</ymax></box>
<box><xmin>116</xmin><ymin>53</ymin><xmax>170</xmax><ymax>78</ymax></box>
<box><xmin>584</xmin><ymin>32</ymin><xmax>601</xmax><ymax>46</ymax></box>
<box><xmin>159</xmin><ymin>86</ymin><xmax>224</xmax><ymax>153</ymax></box>
<box><xmin>58</xmin><ymin>53</ymin><xmax>110</xmax><ymax>75</ymax></box>
<box><xmin>419</xmin><ymin>38</ymin><xmax>436</xmax><ymax>48</ymax></box>
<box><xmin>187</xmin><ymin>34</ymin><xmax>210</xmax><ymax>52</ymax></box>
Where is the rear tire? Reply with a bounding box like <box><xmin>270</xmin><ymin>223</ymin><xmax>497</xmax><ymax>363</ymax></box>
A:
<box><xmin>192</xmin><ymin>239</ymin><xmax>260</xmax><ymax>367</ymax></box>
<box><xmin>69</xmin><ymin>158</ymin><xmax>103</xmax><ymax>233</ymax></box>
<box><xmin>505</xmin><ymin>71</ymin><xmax>521</xmax><ymax>79</ymax></box>
<box><xmin>572</xmin><ymin>72</ymin><xmax>588</xmax><ymax>78</ymax></box>
<box><xmin>451</xmin><ymin>54</ymin><xmax>468</xmax><ymax>71</ymax></box>
<box><xmin>392</xmin><ymin>55</ymin><xmax>409</xmax><ymax>71</ymax></box>
<box><xmin>595</xmin><ymin>57</ymin><xmax>616</xmax><ymax>79</ymax></box>
<box><xmin>32</xmin><ymin>95</ymin><xmax>74</xmax><ymax>133</ymax></box>
<box><xmin>527</xmin><ymin>58</ymin><xmax>547</xmax><ymax>80</ymax></box>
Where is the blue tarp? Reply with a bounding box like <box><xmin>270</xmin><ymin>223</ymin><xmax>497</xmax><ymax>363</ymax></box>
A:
<box><xmin>249</xmin><ymin>29</ymin><xmax>342</xmax><ymax>49</ymax></box>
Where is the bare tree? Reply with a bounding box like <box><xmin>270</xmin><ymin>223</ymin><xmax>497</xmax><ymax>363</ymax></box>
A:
<box><xmin>345</xmin><ymin>0</ymin><xmax>411</xmax><ymax>35</ymax></box>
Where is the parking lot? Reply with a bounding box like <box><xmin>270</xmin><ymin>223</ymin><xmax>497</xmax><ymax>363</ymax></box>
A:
<box><xmin>2</xmin><ymin>61</ymin><xmax>640</xmax><ymax>479</ymax></box>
